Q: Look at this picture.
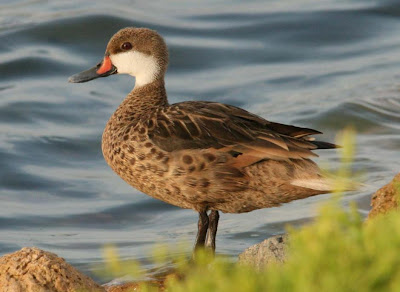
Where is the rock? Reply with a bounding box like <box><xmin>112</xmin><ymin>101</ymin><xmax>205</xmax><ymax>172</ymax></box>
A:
<box><xmin>104</xmin><ymin>280</ymin><xmax>166</xmax><ymax>292</ymax></box>
<box><xmin>0</xmin><ymin>247</ymin><xmax>105</xmax><ymax>292</ymax></box>
<box><xmin>105</xmin><ymin>282</ymin><xmax>141</xmax><ymax>292</ymax></box>
<box><xmin>238</xmin><ymin>234</ymin><xmax>288</xmax><ymax>270</ymax></box>
<box><xmin>368</xmin><ymin>173</ymin><xmax>400</xmax><ymax>219</ymax></box>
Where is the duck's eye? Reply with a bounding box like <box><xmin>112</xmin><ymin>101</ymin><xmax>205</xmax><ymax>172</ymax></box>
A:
<box><xmin>121</xmin><ymin>42</ymin><xmax>132</xmax><ymax>50</ymax></box>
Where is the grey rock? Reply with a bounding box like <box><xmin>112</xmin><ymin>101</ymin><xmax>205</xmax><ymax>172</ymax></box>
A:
<box><xmin>238</xmin><ymin>234</ymin><xmax>288</xmax><ymax>270</ymax></box>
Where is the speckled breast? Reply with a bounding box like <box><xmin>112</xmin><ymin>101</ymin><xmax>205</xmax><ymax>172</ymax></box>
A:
<box><xmin>101</xmin><ymin>119</ymin><xmax>198</xmax><ymax>210</ymax></box>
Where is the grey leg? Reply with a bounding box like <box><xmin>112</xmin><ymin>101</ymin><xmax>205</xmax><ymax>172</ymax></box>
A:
<box><xmin>205</xmin><ymin>210</ymin><xmax>219</xmax><ymax>252</ymax></box>
<box><xmin>194</xmin><ymin>211</ymin><xmax>209</xmax><ymax>250</ymax></box>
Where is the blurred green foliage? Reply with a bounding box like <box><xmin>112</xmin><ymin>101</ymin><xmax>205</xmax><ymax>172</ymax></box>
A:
<box><xmin>99</xmin><ymin>199</ymin><xmax>400</xmax><ymax>292</ymax></box>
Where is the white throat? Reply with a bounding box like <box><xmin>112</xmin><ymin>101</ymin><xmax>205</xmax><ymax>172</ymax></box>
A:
<box><xmin>110</xmin><ymin>51</ymin><xmax>160</xmax><ymax>88</ymax></box>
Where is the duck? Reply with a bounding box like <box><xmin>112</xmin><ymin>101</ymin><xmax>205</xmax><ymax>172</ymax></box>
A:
<box><xmin>69</xmin><ymin>27</ymin><xmax>337</xmax><ymax>253</ymax></box>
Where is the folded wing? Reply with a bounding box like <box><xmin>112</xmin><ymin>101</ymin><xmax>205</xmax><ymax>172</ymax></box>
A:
<box><xmin>147</xmin><ymin>101</ymin><xmax>336</xmax><ymax>168</ymax></box>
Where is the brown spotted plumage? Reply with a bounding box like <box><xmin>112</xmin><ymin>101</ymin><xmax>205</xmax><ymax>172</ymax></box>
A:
<box><xmin>69</xmin><ymin>27</ymin><xmax>338</xmax><ymax>254</ymax></box>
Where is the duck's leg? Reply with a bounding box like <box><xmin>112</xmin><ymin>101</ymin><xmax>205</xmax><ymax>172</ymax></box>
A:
<box><xmin>194</xmin><ymin>211</ymin><xmax>209</xmax><ymax>250</ymax></box>
<box><xmin>205</xmin><ymin>210</ymin><xmax>219</xmax><ymax>252</ymax></box>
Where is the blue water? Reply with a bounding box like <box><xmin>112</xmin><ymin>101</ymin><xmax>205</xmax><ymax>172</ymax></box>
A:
<box><xmin>1</xmin><ymin>0</ymin><xmax>400</xmax><ymax>281</ymax></box>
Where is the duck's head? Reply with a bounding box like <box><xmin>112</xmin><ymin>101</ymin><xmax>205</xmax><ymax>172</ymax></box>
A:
<box><xmin>69</xmin><ymin>27</ymin><xmax>168</xmax><ymax>88</ymax></box>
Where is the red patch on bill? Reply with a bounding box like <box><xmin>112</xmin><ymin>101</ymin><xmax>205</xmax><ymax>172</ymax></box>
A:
<box><xmin>96</xmin><ymin>56</ymin><xmax>113</xmax><ymax>74</ymax></box>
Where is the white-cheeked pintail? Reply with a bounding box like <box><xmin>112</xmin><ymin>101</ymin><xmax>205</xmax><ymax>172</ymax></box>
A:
<box><xmin>69</xmin><ymin>27</ymin><xmax>337</xmax><ymax>253</ymax></box>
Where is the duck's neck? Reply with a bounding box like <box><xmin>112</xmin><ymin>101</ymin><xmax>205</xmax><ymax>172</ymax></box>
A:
<box><xmin>131</xmin><ymin>78</ymin><xmax>168</xmax><ymax>107</ymax></box>
<box><xmin>113</xmin><ymin>79</ymin><xmax>168</xmax><ymax>123</ymax></box>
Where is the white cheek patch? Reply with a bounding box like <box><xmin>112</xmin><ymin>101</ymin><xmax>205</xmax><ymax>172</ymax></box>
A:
<box><xmin>110</xmin><ymin>51</ymin><xmax>160</xmax><ymax>88</ymax></box>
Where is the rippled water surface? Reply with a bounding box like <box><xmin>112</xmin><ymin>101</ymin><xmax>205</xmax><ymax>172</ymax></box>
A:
<box><xmin>1</xmin><ymin>0</ymin><xmax>400</xmax><ymax>281</ymax></box>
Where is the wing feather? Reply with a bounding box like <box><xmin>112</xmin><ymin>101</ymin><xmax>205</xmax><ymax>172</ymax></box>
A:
<box><xmin>147</xmin><ymin>101</ymin><xmax>336</xmax><ymax>167</ymax></box>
